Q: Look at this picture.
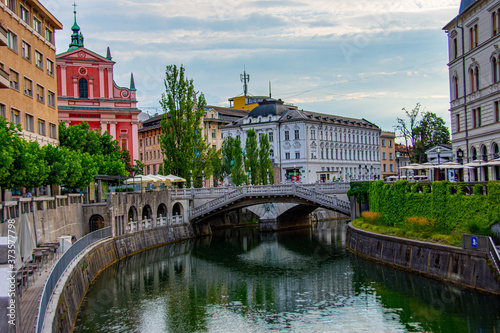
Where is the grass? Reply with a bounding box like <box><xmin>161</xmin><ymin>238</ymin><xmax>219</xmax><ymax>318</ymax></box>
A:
<box><xmin>354</xmin><ymin>212</ymin><xmax>463</xmax><ymax>247</ymax></box>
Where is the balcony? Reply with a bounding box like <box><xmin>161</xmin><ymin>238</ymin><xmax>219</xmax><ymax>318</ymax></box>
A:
<box><xmin>0</xmin><ymin>25</ymin><xmax>7</xmax><ymax>47</ymax></box>
<box><xmin>0</xmin><ymin>67</ymin><xmax>9</xmax><ymax>89</ymax></box>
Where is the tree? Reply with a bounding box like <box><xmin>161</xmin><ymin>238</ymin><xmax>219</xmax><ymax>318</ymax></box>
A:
<box><xmin>132</xmin><ymin>159</ymin><xmax>145</xmax><ymax>176</ymax></box>
<box><xmin>159</xmin><ymin>64</ymin><xmax>210</xmax><ymax>188</ymax></box>
<box><xmin>210</xmin><ymin>148</ymin><xmax>224</xmax><ymax>186</ymax></box>
<box><xmin>394</xmin><ymin>104</ymin><xmax>450</xmax><ymax>163</ymax></box>
<box><xmin>258</xmin><ymin>133</ymin><xmax>274</xmax><ymax>184</ymax></box>
<box><xmin>0</xmin><ymin>117</ymin><xmax>23</xmax><ymax>190</ymax></box>
<box><xmin>221</xmin><ymin>136</ymin><xmax>235</xmax><ymax>180</ymax></box>
<box><xmin>395</xmin><ymin>103</ymin><xmax>421</xmax><ymax>162</ymax></box>
<box><xmin>245</xmin><ymin>129</ymin><xmax>259</xmax><ymax>185</ymax></box>
<box><xmin>58</xmin><ymin>121</ymin><xmax>128</xmax><ymax>176</ymax></box>
<box><xmin>413</xmin><ymin>112</ymin><xmax>451</xmax><ymax>162</ymax></box>
<box><xmin>231</xmin><ymin>136</ymin><xmax>246</xmax><ymax>186</ymax></box>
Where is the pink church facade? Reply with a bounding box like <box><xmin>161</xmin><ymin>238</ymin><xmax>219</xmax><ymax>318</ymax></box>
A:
<box><xmin>56</xmin><ymin>17</ymin><xmax>140</xmax><ymax>164</ymax></box>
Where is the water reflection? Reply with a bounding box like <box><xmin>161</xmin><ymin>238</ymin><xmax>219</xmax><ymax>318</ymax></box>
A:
<box><xmin>74</xmin><ymin>221</ymin><xmax>500</xmax><ymax>333</ymax></box>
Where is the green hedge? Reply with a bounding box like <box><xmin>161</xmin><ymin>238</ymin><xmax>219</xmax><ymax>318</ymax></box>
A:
<box><xmin>367</xmin><ymin>180</ymin><xmax>500</xmax><ymax>233</ymax></box>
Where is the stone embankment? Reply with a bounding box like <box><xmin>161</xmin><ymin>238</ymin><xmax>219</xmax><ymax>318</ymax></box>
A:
<box><xmin>45</xmin><ymin>224</ymin><xmax>194</xmax><ymax>333</ymax></box>
<box><xmin>346</xmin><ymin>223</ymin><xmax>500</xmax><ymax>295</ymax></box>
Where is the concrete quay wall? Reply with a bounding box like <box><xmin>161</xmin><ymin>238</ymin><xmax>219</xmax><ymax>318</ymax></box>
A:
<box><xmin>48</xmin><ymin>224</ymin><xmax>194</xmax><ymax>333</ymax></box>
<box><xmin>346</xmin><ymin>224</ymin><xmax>500</xmax><ymax>294</ymax></box>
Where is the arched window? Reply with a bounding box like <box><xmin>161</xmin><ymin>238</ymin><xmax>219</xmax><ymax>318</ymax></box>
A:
<box><xmin>475</xmin><ymin>66</ymin><xmax>479</xmax><ymax>90</ymax></box>
<box><xmin>453</xmin><ymin>76</ymin><xmax>459</xmax><ymax>99</ymax></box>
<box><xmin>493</xmin><ymin>57</ymin><xmax>498</xmax><ymax>83</ymax></box>
<box><xmin>79</xmin><ymin>78</ymin><xmax>88</xmax><ymax>98</ymax></box>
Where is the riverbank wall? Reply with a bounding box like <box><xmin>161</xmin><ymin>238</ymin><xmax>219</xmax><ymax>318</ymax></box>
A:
<box><xmin>45</xmin><ymin>224</ymin><xmax>194</xmax><ymax>333</ymax></box>
<box><xmin>346</xmin><ymin>223</ymin><xmax>500</xmax><ymax>295</ymax></box>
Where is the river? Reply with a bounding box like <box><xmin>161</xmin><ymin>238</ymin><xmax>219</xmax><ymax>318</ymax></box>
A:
<box><xmin>74</xmin><ymin>221</ymin><xmax>500</xmax><ymax>332</ymax></box>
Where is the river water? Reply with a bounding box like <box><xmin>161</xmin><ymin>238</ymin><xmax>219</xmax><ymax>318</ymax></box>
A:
<box><xmin>74</xmin><ymin>221</ymin><xmax>500</xmax><ymax>332</ymax></box>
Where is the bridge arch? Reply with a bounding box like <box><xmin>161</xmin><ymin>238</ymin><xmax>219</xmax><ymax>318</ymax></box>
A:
<box><xmin>89</xmin><ymin>214</ymin><xmax>104</xmax><ymax>232</ymax></box>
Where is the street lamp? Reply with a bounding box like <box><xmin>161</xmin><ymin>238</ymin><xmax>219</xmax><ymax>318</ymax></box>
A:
<box><xmin>436</xmin><ymin>146</ymin><xmax>442</xmax><ymax>165</ymax></box>
<box><xmin>190</xmin><ymin>170</ymin><xmax>193</xmax><ymax>188</ymax></box>
<box><xmin>396</xmin><ymin>151</ymin><xmax>401</xmax><ymax>180</ymax></box>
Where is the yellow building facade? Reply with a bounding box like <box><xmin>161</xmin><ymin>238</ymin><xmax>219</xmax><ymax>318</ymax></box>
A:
<box><xmin>0</xmin><ymin>0</ymin><xmax>62</xmax><ymax>145</ymax></box>
<box><xmin>380</xmin><ymin>131</ymin><xmax>396</xmax><ymax>180</ymax></box>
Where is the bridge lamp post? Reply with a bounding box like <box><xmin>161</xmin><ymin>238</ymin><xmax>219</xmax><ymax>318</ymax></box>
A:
<box><xmin>202</xmin><ymin>171</ymin><xmax>205</xmax><ymax>188</ymax></box>
<box><xmin>267</xmin><ymin>169</ymin><xmax>270</xmax><ymax>185</ymax></box>
<box><xmin>248</xmin><ymin>167</ymin><xmax>252</xmax><ymax>185</ymax></box>
<box><xmin>190</xmin><ymin>170</ymin><xmax>193</xmax><ymax>188</ymax></box>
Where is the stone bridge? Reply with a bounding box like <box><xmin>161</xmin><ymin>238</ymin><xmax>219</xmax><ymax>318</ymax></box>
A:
<box><xmin>188</xmin><ymin>184</ymin><xmax>350</xmax><ymax>224</ymax></box>
<box><xmin>102</xmin><ymin>182</ymin><xmax>351</xmax><ymax>236</ymax></box>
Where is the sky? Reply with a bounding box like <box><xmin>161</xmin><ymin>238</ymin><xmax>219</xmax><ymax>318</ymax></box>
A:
<box><xmin>49</xmin><ymin>0</ymin><xmax>461</xmax><ymax>133</ymax></box>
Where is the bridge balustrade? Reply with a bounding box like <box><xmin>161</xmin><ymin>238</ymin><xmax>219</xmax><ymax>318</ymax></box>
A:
<box><xmin>127</xmin><ymin>219</ymin><xmax>138</xmax><ymax>232</ymax></box>
<box><xmin>171</xmin><ymin>215</ymin><xmax>183</xmax><ymax>224</ymax></box>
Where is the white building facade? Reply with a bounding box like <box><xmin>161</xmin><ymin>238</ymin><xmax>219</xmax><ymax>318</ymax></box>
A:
<box><xmin>222</xmin><ymin>100</ymin><xmax>381</xmax><ymax>183</ymax></box>
<box><xmin>444</xmin><ymin>0</ymin><xmax>500</xmax><ymax>181</ymax></box>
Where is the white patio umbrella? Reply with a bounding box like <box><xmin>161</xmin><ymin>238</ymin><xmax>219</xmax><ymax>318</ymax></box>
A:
<box><xmin>437</xmin><ymin>161</ymin><xmax>465</xmax><ymax>169</ymax></box>
<box><xmin>164</xmin><ymin>174</ymin><xmax>187</xmax><ymax>183</ymax></box>
<box><xmin>464</xmin><ymin>159</ymin><xmax>486</xmax><ymax>167</ymax></box>
<box><xmin>19</xmin><ymin>213</ymin><xmax>36</xmax><ymax>265</ymax></box>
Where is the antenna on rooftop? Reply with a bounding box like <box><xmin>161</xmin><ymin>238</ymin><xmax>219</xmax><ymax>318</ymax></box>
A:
<box><xmin>240</xmin><ymin>66</ymin><xmax>250</xmax><ymax>98</ymax></box>
<box><xmin>269</xmin><ymin>81</ymin><xmax>272</xmax><ymax>98</ymax></box>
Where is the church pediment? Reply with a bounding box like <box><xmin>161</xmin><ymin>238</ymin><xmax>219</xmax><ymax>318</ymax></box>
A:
<box><xmin>57</xmin><ymin>48</ymin><xmax>114</xmax><ymax>64</ymax></box>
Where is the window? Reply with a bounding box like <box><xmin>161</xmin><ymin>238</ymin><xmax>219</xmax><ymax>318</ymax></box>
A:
<box><xmin>453</xmin><ymin>38</ymin><xmax>458</xmax><ymax>59</ymax></box>
<box><xmin>294</xmin><ymin>129</ymin><xmax>299</xmax><ymax>140</ymax></box>
<box><xmin>5</xmin><ymin>0</ymin><xmax>16</xmax><ymax>12</ymax></box>
<box><xmin>79</xmin><ymin>78</ymin><xmax>88</xmax><ymax>98</ymax></box>
<box><xmin>321</xmin><ymin>149</ymin><xmax>324</xmax><ymax>159</ymax></box>
<box><xmin>470</xmin><ymin>67</ymin><xmax>479</xmax><ymax>92</ymax></box>
<box><xmin>381</xmin><ymin>139</ymin><xmax>386</xmax><ymax>147</ymax></box>
<box><xmin>320</xmin><ymin>131</ymin><xmax>323</xmax><ymax>140</ymax></box>
<box><xmin>390</xmin><ymin>164</ymin><xmax>394</xmax><ymax>172</ymax></box>
<box><xmin>212</xmin><ymin>129</ymin><xmax>216</xmax><ymax>138</ymax></box>
<box><xmin>38</xmin><ymin>119</ymin><xmax>45</xmax><ymax>136</ymax></box>
<box><xmin>470</xmin><ymin>24</ymin><xmax>478</xmax><ymax>50</ymax></box>
<box><xmin>389</xmin><ymin>153</ymin><xmax>393</xmax><ymax>160</ymax></box>
<box><xmin>295</xmin><ymin>152</ymin><xmax>300</xmax><ymax>159</ymax></box>
<box><xmin>11</xmin><ymin>108</ymin><xmax>20</xmax><ymax>125</ymax></box>
<box><xmin>45</xmin><ymin>27</ymin><xmax>53</xmax><ymax>44</ymax></box>
<box><xmin>9</xmin><ymin>70</ymin><xmax>19</xmax><ymax>90</ymax></box>
<box><xmin>473</xmin><ymin>108</ymin><xmax>482</xmax><ymax>128</ymax></box>
<box><xmin>0</xmin><ymin>103</ymin><xmax>5</xmax><ymax>118</ymax></box>
<box><xmin>382</xmin><ymin>152</ymin><xmax>386</xmax><ymax>160</ymax></box>
<box><xmin>453</xmin><ymin>76</ymin><xmax>459</xmax><ymax>99</ymax></box>
<box><xmin>49</xmin><ymin>123</ymin><xmax>57</xmax><ymax>139</ymax></box>
<box><xmin>311</xmin><ymin>129</ymin><xmax>315</xmax><ymax>140</ymax></box>
<box><xmin>140</xmin><ymin>139</ymin><xmax>142</xmax><ymax>147</ymax></box>
<box><xmin>19</xmin><ymin>5</ymin><xmax>29</xmax><ymax>24</ymax></box>
<box><xmin>48</xmin><ymin>90</ymin><xmax>55</xmax><ymax>107</ymax></box>
<box><xmin>389</xmin><ymin>140</ymin><xmax>392</xmax><ymax>148</ymax></box>
<box><xmin>46</xmin><ymin>59</ymin><xmax>54</xmax><ymax>76</ymax></box>
<box><xmin>24</xmin><ymin>77</ymin><xmax>33</xmax><ymax>97</ymax></box>
<box><xmin>495</xmin><ymin>101</ymin><xmax>500</xmax><ymax>123</ymax></box>
<box><xmin>383</xmin><ymin>164</ymin><xmax>387</xmax><ymax>172</ymax></box>
<box><xmin>33</xmin><ymin>17</ymin><xmax>42</xmax><ymax>34</ymax></box>
<box><xmin>493</xmin><ymin>57</ymin><xmax>499</xmax><ymax>83</ymax></box>
<box><xmin>284</xmin><ymin>130</ymin><xmax>289</xmax><ymax>141</ymax></box>
<box><xmin>35</xmin><ymin>50</ymin><xmax>43</xmax><ymax>69</ymax></box>
<box><xmin>7</xmin><ymin>30</ymin><xmax>18</xmax><ymax>52</ymax></box>
<box><xmin>285</xmin><ymin>152</ymin><xmax>290</xmax><ymax>160</ymax></box>
<box><xmin>25</xmin><ymin>114</ymin><xmax>34</xmax><ymax>132</ymax></box>
<box><xmin>269</xmin><ymin>131</ymin><xmax>273</xmax><ymax>142</ymax></box>
<box><xmin>21</xmin><ymin>41</ymin><xmax>31</xmax><ymax>61</ymax></box>
<box><xmin>456</xmin><ymin>113</ymin><xmax>461</xmax><ymax>132</ymax></box>
<box><xmin>36</xmin><ymin>85</ymin><xmax>44</xmax><ymax>103</ymax></box>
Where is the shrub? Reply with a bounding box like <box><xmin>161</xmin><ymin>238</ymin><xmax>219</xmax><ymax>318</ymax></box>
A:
<box><xmin>405</xmin><ymin>216</ymin><xmax>436</xmax><ymax>232</ymax></box>
<box><xmin>473</xmin><ymin>184</ymin><xmax>483</xmax><ymax>196</ymax></box>
<box><xmin>361</xmin><ymin>211</ymin><xmax>382</xmax><ymax>224</ymax></box>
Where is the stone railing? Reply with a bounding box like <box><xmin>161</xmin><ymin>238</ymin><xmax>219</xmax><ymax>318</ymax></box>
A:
<box><xmin>171</xmin><ymin>182</ymin><xmax>350</xmax><ymax>199</ymax></box>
